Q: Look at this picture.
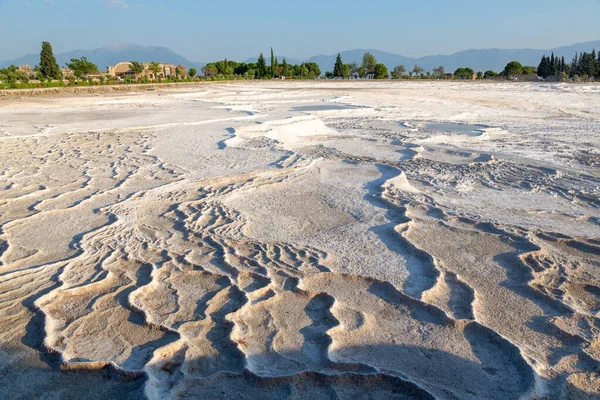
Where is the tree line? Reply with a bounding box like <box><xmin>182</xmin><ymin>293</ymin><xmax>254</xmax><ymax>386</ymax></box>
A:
<box><xmin>201</xmin><ymin>48</ymin><xmax>321</xmax><ymax>80</ymax></box>
<box><xmin>327</xmin><ymin>52</ymin><xmax>388</xmax><ymax>79</ymax></box>
<box><xmin>4</xmin><ymin>41</ymin><xmax>600</xmax><ymax>87</ymax></box>
<box><xmin>1</xmin><ymin>41</ymin><xmax>63</xmax><ymax>84</ymax></box>
<box><xmin>323</xmin><ymin>53</ymin><xmax>541</xmax><ymax>80</ymax></box>
<box><xmin>0</xmin><ymin>41</ymin><xmax>197</xmax><ymax>87</ymax></box>
<box><xmin>538</xmin><ymin>50</ymin><xmax>599</xmax><ymax>80</ymax></box>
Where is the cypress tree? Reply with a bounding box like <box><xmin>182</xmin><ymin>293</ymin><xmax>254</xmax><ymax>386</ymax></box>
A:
<box><xmin>281</xmin><ymin>58</ymin><xmax>289</xmax><ymax>77</ymax></box>
<box><xmin>581</xmin><ymin>52</ymin><xmax>590</xmax><ymax>77</ymax></box>
<box><xmin>270</xmin><ymin>48</ymin><xmax>275</xmax><ymax>77</ymax></box>
<box><xmin>571</xmin><ymin>53</ymin><xmax>578</xmax><ymax>77</ymax></box>
<box><xmin>561</xmin><ymin>56</ymin><xmax>566</xmax><ymax>73</ymax></box>
<box><xmin>39</xmin><ymin>41</ymin><xmax>61</xmax><ymax>80</ymax></box>
<box><xmin>541</xmin><ymin>56</ymin><xmax>546</xmax><ymax>77</ymax></box>
<box><xmin>333</xmin><ymin>53</ymin><xmax>344</xmax><ymax>78</ymax></box>
<box><xmin>257</xmin><ymin>53</ymin><xmax>267</xmax><ymax>78</ymax></box>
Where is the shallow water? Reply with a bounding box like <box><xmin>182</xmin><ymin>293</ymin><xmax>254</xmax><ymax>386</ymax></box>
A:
<box><xmin>424</xmin><ymin>123</ymin><xmax>488</xmax><ymax>136</ymax></box>
<box><xmin>293</xmin><ymin>104</ymin><xmax>360</xmax><ymax>111</ymax></box>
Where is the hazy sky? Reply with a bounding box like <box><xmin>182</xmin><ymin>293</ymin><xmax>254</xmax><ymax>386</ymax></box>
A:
<box><xmin>1</xmin><ymin>0</ymin><xmax>599</xmax><ymax>61</ymax></box>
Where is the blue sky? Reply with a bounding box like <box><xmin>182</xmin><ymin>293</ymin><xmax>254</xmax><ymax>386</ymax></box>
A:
<box><xmin>1</xmin><ymin>0</ymin><xmax>599</xmax><ymax>61</ymax></box>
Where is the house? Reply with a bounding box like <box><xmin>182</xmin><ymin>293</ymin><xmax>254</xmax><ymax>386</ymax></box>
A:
<box><xmin>61</xmin><ymin>68</ymin><xmax>75</xmax><ymax>78</ymax></box>
<box><xmin>18</xmin><ymin>65</ymin><xmax>33</xmax><ymax>75</ymax></box>
<box><xmin>107</xmin><ymin>62</ymin><xmax>187</xmax><ymax>79</ymax></box>
<box><xmin>107</xmin><ymin>62</ymin><xmax>134</xmax><ymax>77</ymax></box>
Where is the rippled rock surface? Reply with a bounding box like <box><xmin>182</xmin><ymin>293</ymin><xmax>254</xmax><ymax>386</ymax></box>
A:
<box><xmin>0</xmin><ymin>81</ymin><xmax>599</xmax><ymax>399</ymax></box>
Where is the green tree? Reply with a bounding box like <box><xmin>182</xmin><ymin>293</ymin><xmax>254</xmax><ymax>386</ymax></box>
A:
<box><xmin>303</xmin><ymin>62</ymin><xmax>321</xmax><ymax>78</ymax></box>
<box><xmin>215</xmin><ymin>61</ymin><xmax>231</xmax><ymax>77</ymax></box>
<box><xmin>39</xmin><ymin>41</ymin><xmax>62</xmax><ymax>80</ymax></box>
<box><xmin>358</xmin><ymin>66</ymin><xmax>366</xmax><ymax>78</ymax></box>
<box><xmin>296</xmin><ymin>64</ymin><xmax>309</xmax><ymax>79</ymax></box>
<box><xmin>333</xmin><ymin>53</ymin><xmax>345</xmax><ymax>78</ymax></box>
<box><xmin>129</xmin><ymin>61</ymin><xmax>144</xmax><ymax>79</ymax></box>
<box><xmin>0</xmin><ymin>65</ymin><xmax>30</xmax><ymax>85</ymax></box>
<box><xmin>189</xmin><ymin>68</ymin><xmax>197</xmax><ymax>79</ymax></box>
<box><xmin>257</xmin><ymin>53</ymin><xmax>267</xmax><ymax>78</ymax></box>
<box><xmin>281</xmin><ymin>58</ymin><xmax>289</xmax><ymax>77</ymax></box>
<box><xmin>374</xmin><ymin>64</ymin><xmax>389</xmax><ymax>79</ymax></box>
<box><xmin>538</xmin><ymin>55</ymin><xmax>551</xmax><ymax>78</ymax></box>
<box><xmin>149</xmin><ymin>62</ymin><xmax>161</xmax><ymax>80</ymax></box>
<box><xmin>454</xmin><ymin>67</ymin><xmax>475</xmax><ymax>79</ymax></box>
<box><xmin>66</xmin><ymin>57</ymin><xmax>98</xmax><ymax>78</ymax></box>
<box><xmin>522</xmin><ymin>66</ymin><xmax>536</xmax><ymax>75</ymax></box>
<box><xmin>484</xmin><ymin>70</ymin><xmax>499</xmax><ymax>78</ymax></box>
<box><xmin>273</xmin><ymin>56</ymin><xmax>279</xmax><ymax>78</ymax></box>
<box><xmin>411</xmin><ymin>65</ymin><xmax>424</xmax><ymax>78</ymax></box>
<box><xmin>202</xmin><ymin>63</ymin><xmax>217</xmax><ymax>77</ymax></box>
<box><xmin>342</xmin><ymin>64</ymin><xmax>351</xmax><ymax>78</ymax></box>
<box><xmin>270</xmin><ymin>48</ymin><xmax>275</xmax><ymax>77</ymax></box>
<box><xmin>362</xmin><ymin>53</ymin><xmax>377</xmax><ymax>75</ymax></box>
<box><xmin>502</xmin><ymin>61</ymin><xmax>523</xmax><ymax>78</ymax></box>
<box><xmin>432</xmin><ymin>65</ymin><xmax>445</xmax><ymax>78</ymax></box>
<box><xmin>392</xmin><ymin>65</ymin><xmax>406</xmax><ymax>79</ymax></box>
<box><xmin>477</xmin><ymin>71</ymin><xmax>483</xmax><ymax>79</ymax></box>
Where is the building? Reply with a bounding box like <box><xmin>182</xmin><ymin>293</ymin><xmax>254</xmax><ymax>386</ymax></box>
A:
<box><xmin>17</xmin><ymin>65</ymin><xmax>33</xmax><ymax>75</ymax></box>
<box><xmin>107</xmin><ymin>62</ymin><xmax>187</xmax><ymax>79</ymax></box>
<box><xmin>107</xmin><ymin>62</ymin><xmax>133</xmax><ymax>77</ymax></box>
<box><xmin>61</xmin><ymin>68</ymin><xmax>75</xmax><ymax>78</ymax></box>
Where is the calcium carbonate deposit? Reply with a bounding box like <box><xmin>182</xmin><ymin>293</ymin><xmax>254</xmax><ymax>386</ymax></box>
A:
<box><xmin>0</xmin><ymin>81</ymin><xmax>599</xmax><ymax>399</ymax></box>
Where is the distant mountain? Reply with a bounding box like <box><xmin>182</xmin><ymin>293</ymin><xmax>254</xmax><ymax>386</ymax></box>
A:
<box><xmin>2</xmin><ymin>40</ymin><xmax>599</xmax><ymax>74</ymax></box>
<box><xmin>308</xmin><ymin>40</ymin><xmax>600</xmax><ymax>73</ymax></box>
<box><xmin>0</xmin><ymin>43</ymin><xmax>204</xmax><ymax>70</ymax></box>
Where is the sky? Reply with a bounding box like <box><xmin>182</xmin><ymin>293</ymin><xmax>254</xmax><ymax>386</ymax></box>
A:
<box><xmin>1</xmin><ymin>0</ymin><xmax>599</xmax><ymax>62</ymax></box>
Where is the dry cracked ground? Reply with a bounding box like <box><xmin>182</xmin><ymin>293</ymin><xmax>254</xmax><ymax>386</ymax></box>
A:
<box><xmin>0</xmin><ymin>81</ymin><xmax>599</xmax><ymax>399</ymax></box>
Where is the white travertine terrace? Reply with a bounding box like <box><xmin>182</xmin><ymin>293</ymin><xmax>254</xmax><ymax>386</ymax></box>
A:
<box><xmin>0</xmin><ymin>81</ymin><xmax>599</xmax><ymax>399</ymax></box>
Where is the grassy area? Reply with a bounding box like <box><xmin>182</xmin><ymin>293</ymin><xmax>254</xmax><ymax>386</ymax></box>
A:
<box><xmin>2</xmin><ymin>81</ymin><xmax>67</xmax><ymax>89</ymax></box>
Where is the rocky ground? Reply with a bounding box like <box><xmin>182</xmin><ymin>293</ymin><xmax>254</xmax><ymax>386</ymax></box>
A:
<box><xmin>0</xmin><ymin>81</ymin><xmax>599</xmax><ymax>399</ymax></box>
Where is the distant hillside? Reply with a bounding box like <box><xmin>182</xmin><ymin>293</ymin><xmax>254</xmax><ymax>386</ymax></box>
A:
<box><xmin>2</xmin><ymin>40</ymin><xmax>599</xmax><ymax>75</ymax></box>
<box><xmin>309</xmin><ymin>40</ymin><xmax>600</xmax><ymax>73</ymax></box>
<box><xmin>0</xmin><ymin>43</ymin><xmax>204</xmax><ymax>70</ymax></box>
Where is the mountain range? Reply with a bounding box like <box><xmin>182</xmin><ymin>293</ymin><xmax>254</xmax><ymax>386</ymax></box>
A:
<box><xmin>308</xmin><ymin>40</ymin><xmax>600</xmax><ymax>73</ymax></box>
<box><xmin>0</xmin><ymin>43</ymin><xmax>204</xmax><ymax>71</ymax></box>
<box><xmin>1</xmin><ymin>40</ymin><xmax>599</xmax><ymax>74</ymax></box>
